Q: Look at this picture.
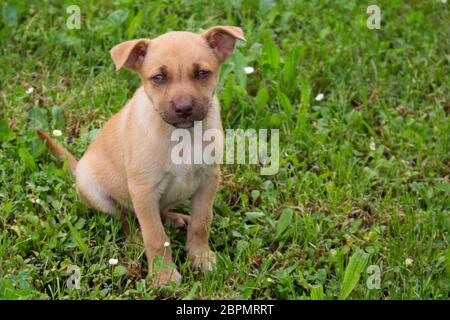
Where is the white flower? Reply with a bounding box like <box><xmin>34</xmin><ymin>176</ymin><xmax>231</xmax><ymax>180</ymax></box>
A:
<box><xmin>243</xmin><ymin>66</ymin><xmax>254</xmax><ymax>74</ymax></box>
<box><xmin>441</xmin><ymin>0</ymin><xmax>447</xmax><ymax>4</ymax></box>
<box><xmin>52</xmin><ymin>129</ymin><xmax>62</xmax><ymax>137</ymax></box>
<box><xmin>405</xmin><ymin>258</ymin><xmax>413</xmax><ymax>268</ymax></box>
<box><xmin>370</xmin><ymin>139</ymin><xmax>376</xmax><ymax>151</ymax></box>
<box><xmin>108</xmin><ymin>258</ymin><xmax>118</xmax><ymax>266</ymax></box>
<box><xmin>315</xmin><ymin>93</ymin><xmax>324</xmax><ymax>101</ymax></box>
<box><xmin>26</xmin><ymin>87</ymin><xmax>34</xmax><ymax>94</ymax></box>
<box><xmin>163</xmin><ymin>241</ymin><xmax>170</xmax><ymax>247</ymax></box>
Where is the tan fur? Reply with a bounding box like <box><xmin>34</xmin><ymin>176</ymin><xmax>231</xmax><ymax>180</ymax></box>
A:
<box><xmin>37</xmin><ymin>26</ymin><xmax>245</xmax><ymax>285</ymax></box>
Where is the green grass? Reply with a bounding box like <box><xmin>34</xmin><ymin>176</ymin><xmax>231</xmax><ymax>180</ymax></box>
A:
<box><xmin>0</xmin><ymin>0</ymin><xmax>449</xmax><ymax>299</ymax></box>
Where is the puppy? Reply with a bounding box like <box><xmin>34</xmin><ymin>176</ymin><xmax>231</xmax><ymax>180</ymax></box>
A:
<box><xmin>37</xmin><ymin>26</ymin><xmax>245</xmax><ymax>284</ymax></box>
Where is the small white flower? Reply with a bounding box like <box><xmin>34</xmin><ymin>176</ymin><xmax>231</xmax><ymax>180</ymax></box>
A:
<box><xmin>243</xmin><ymin>66</ymin><xmax>254</xmax><ymax>74</ymax></box>
<box><xmin>52</xmin><ymin>129</ymin><xmax>62</xmax><ymax>137</ymax></box>
<box><xmin>108</xmin><ymin>258</ymin><xmax>118</xmax><ymax>266</ymax></box>
<box><xmin>26</xmin><ymin>87</ymin><xmax>34</xmax><ymax>94</ymax></box>
<box><xmin>405</xmin><ymin>258</ymin><xmax>413</xmax><ymax>268</ymax></box>
<box><xmin>163</xmin><ymin>241</ymin><xmax>170</xmax><ymax>248</ymax></box>
<box><xmin>441</xmin><ymin>0</ymin><xmax>447</xmax><ymax>4</ymax></box>
<box><xmin>370</xmin><ymin>139</ymin><xmax>376</xmax><ymax>151</ymax></box>
<box><xmin>315</xmin><ymin>93</ymin><xmax>324</xmax><ymax>101</ymax></box>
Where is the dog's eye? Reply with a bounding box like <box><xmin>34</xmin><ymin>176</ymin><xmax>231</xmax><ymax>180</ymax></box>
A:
<box><xmin>195</xmin><ymin>70</ymin><xmax>210</xmax><ymax>79</ymax></box>
<box><xmin>151</xmin><ymin>74</ymin><xmax>166</xmax><ymax>84</ymax></box>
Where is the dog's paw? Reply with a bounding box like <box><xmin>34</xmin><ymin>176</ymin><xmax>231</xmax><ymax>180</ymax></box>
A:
<box><xmin>155</xmin><ymin>268</ymin><xmax>182</xmax><ymax>285</ymax></box>
<box><xmin>162</xmin><ymin>212</ymin><xmax>191</xmax><ymax>231</ymax></box>
<box><xmin>187</xmin><ymin>248</ymin><xmax>216</xmax><ymax>271</ymax></box>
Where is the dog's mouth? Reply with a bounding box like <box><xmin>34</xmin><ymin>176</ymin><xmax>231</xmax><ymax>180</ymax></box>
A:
<box><xmin>160</xmin><ymin>108</ymin><xmax>209</xmax><ymax>129</ymax></box>
<box><xmin>173</xmin><ymin>122</ymin><xmax>194</xmax><ymax>129</ymax></box>
<box><xmin>160</xmin><ymin>114</ymin><xmax>195</xmax><ymax>129</ymax></box>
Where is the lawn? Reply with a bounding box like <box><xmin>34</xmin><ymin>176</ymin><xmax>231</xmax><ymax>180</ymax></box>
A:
<box><xmin>0</xmin><ymin>0</ymin><xmax>448</xmax><ymax>299</ymax></box>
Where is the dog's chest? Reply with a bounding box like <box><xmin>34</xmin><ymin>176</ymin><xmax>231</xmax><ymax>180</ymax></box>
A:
<box><xmin>152</xmin><ymin>117</ymin><xmax>223</xmax><ymax>211</ymax></box>
<box><xmin>159</xmin><ymin>163</ymin><xmax>210</xmax><ymax>211</ymax></box>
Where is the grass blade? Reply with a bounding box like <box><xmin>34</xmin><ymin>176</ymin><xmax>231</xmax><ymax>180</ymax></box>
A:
<box><xmin>338</xmin><ymin>249</ymin><xmax>369</xmax><ymax>300</ymax></box>
<box><xmin>310</xmin><ymin>285</ymin><xmax>325</xmax><ymax>300</ymax></box>
<box><xmin>66</xmin><ymin>220</ymin><xmax>89</xmax><ymax>259</ymax></box>
<box><xmin>276</xmin><ymin>208</ymin><xmax>293</xmax><ymax>239</ymax></box>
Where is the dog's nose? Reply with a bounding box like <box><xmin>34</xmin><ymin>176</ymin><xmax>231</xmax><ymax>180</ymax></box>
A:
<box><xmin>173</xmin><ymin>100</ymin><xmax>193</xmax><ymax>118</ymax></box>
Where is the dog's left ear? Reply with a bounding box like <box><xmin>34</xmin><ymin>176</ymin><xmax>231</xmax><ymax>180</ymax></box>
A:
<box><xmin>201</xmin><ymin>26</ymin><xmax>246</xmax><ymax>62</ymax></box>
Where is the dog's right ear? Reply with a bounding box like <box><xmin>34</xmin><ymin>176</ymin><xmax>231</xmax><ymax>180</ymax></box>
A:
<box><xmin>110</xmin><ymin>39</ymin><xmax>150</xmax><ymax>71</ymax></box>
<box><xmin>201</xmin><ymin>26</ymin><xmax>245</xmax><ymax>62</ymax></box>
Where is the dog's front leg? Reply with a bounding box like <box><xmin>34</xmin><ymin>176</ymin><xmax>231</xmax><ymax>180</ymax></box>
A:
<box><xmin>186</xmin><ymin>168</ymin><xmax>220</xmax><ymax>271</ymax></box>
<box><xmin>128</xmin><ymin>180</ymin><xmax>181</xmax><ymax>284</ymax></box>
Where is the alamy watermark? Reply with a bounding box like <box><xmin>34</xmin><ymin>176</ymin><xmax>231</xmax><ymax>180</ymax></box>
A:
<box><xmin>171</xmin><ymin>121</ymin><xmax>279</xmax><ymax>175</ymax></box>
<box><xmin>366</xmin><ymin>5</ymin><xmax>381</xmax><ymax>30</ymax></box>
<box><xmin>66</xmin><ymin>265</ymin><xmax>81</xmax><ymax>289</ymax></box>
<box><xmin>366</xmin><ymin>265</ymin><xmax>381</xmax><ymax>289</ymax></box>
<box><xmin>66</xmin><ymin>5</ymin><xmax>81</xmax><ymax>30</ymax></box>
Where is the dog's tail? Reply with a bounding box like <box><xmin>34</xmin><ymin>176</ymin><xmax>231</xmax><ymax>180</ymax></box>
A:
<box><xmin>36</xmin><ymin>129</ymin><xmax>78</xmax><ymax>176</ymax></box>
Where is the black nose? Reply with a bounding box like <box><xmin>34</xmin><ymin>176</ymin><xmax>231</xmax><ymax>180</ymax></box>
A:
<box><xmin>173</xmin><ymin>100</ymin><xmax>193</xmax><ymax>118</ymax></box>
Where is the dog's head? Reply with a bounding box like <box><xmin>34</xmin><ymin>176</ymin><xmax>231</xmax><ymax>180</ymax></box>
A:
<box><xmin>110</xmin><ymin>26</ymin><xmax>245</xmax><ymax>128</ymax></box>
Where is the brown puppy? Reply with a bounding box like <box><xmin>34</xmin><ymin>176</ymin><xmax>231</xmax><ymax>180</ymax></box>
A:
<box><xmin>37</xmin><ymin>26</ymin><xmax>245</xmax><ymax>284</ymax></box>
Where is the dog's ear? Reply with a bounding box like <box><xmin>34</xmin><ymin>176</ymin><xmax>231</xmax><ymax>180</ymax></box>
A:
<box><xmin>201</xmin><ymin>26</ymin><xmax>246</xmax><ymax>62</ymax></box>
<box><xmin>110</xmin><ymin>39</ymin><xmax>150</xmax><ymax>71</ymax></box>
